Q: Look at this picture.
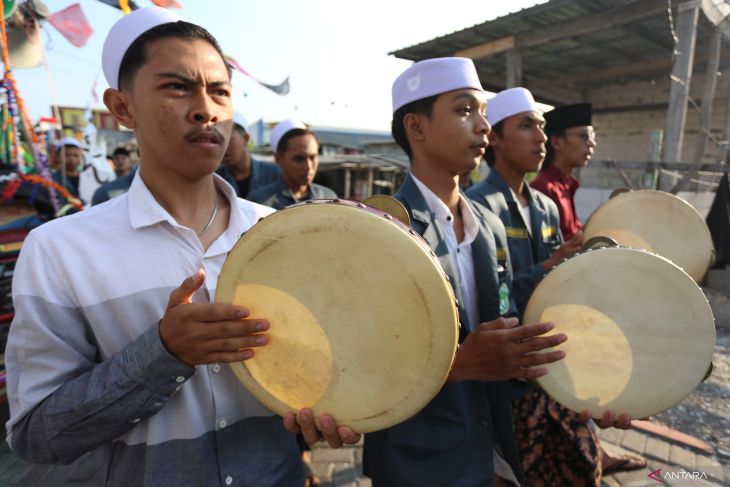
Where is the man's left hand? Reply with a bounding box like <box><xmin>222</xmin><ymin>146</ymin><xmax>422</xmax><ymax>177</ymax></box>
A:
<box><xmin>283</xmin><ymin>409</ymin><xmax>361</xmax><ymax>448</ymax></box>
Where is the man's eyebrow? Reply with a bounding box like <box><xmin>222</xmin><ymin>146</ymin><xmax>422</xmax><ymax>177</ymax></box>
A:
<box><xmin>452</xmin><ymin>92</ymin><xmax>483</xmax><ymax>104</ymax></box>
<box><xmin>209</xmin><ymin>79</ymin><xmax>232</xmax><ymax>88</ymax></box>
<box><xmin>522</xmin><ymin>113</ymin><xmax>545</xmax><ymax>124</ymax></box>
<box><xmin>154</xmin><ymin>73</ymin><xmax>231</xmax><ymax>88</ymax></box>
<box><xmin>155</xmin><ymin>72</ymin><xmax>196</xmax><ymax>84</ymax></box>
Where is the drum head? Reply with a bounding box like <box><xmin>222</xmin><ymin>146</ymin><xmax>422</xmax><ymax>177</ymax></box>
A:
<box><xmin>524</xmin><ymin>247</ymin><xmax>715</xmax><ymax>418</ymax></box>
<box><xmin>583</xmin><ymin>190</ymin><xmax>714</xmax><ymax>282</ymax></box>
<box><xmin>216</xmin><ymin>201</ymin><xmax>459</xmax><ymax>433</ymax></box>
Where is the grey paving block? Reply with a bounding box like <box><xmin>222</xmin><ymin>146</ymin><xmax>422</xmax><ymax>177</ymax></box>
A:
<box><xmin>599</xmin><ymin>427</ymin><xmax>625</xmax><ymax>446</ymax></box>
<box><xmin>619</xmin><ymin>429</ymin><xmax>648</xmax><ymax>454</ymax></box>
<box><xmin>600</xmin><ymin>477</ymin><xmax>620</xmax><ymax>487</ymax></box>
<box><xmin>644</xmin><ymin>437</ymin><xmax>671</xmax><ymax>463</ymax></box>
<box><xmin>311</xmin><ymin>447</ymin><xmax>356</xmax><ymax>464</ymax></box>
<box><xmin>328</xmin><ymin>482</ymin><xmax>357</xmax><ymax>487</ymax></box>
<box><xmin>610</xmin><ymin>467</ymin><xmax>653</xmax><ymax>486</ymax></box>
<box><xmin>663</xmin><ymin>472</ymin><xmax>722</xmax><ymax>487</ymax></box>
<box><xmin>331</xmin><ymin>462</ymin><xmax>358</xmax><ymax>485</ymax></box>
<box><xmin>309</xmin><ymin>461</ymin><xmax>334</xmax><ymax>481</ymax></box>
<box><xmin>668</xmin><ymin>445</ymin><xmax>697</xmax><ymax>470</ymax></box>
<box><xmin>693</xmin><ymin>455</ymin><xmax>725</xmax><ymax>483</ymax></box>
<box><xmin>353</xmin><ymin>447</ymin><xmax>363</xmax><ymax>466</ymax></box>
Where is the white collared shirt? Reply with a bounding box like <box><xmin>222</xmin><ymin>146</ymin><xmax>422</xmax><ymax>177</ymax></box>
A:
<box><xmin>412</xmin><ymin>175</ymin><xmax>480</xmax><ymax>328</ymax></box>
<box><xmin>520</xmin><ymin>203</ymin><xmax>532</xmax><ymax>235</ymax></box>
<box><xmin>8</xmin><ymin>172</ymin><xmax>277</xmax><ymax>447</ymax></box>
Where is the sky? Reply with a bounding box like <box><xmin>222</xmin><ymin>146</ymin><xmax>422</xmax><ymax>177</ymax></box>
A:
<box><xmin>12</xmin><ymin>0</ymin><xmax>546</xmax><ymax>132</ymax></box>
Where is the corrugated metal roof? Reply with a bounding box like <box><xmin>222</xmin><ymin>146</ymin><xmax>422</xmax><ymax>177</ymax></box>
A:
<box><xmin>390</xmin><ymin>0</ymin><xmax>730</xmax><ymax>104</ymax></box>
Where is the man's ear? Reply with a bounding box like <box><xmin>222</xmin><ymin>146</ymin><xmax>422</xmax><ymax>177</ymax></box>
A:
<box><xmin>487</xmin><ymin>129</ymin><xmax>499</xmax><ymax>148</ymax></box>
<box><xmin>549</xmin><ymin>134</ymin><xmax>564</xmax><ymax>152</ymax></box>
<box><xmin>103</xmin><ymin>88</ymin><xmax>137</xmax><ymax>130</ymax></box>
<box><xmin>403</xmin><ymin>112</ymin><xmax>427</xmax><ymax>144</ymax></box>
<box><xmin>243</xmin><ymin>131</ymin><xmax>251</xmax><ymax>145</ymax></box>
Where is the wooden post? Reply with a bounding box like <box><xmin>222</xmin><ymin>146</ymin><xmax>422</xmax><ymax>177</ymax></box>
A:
<box><xmin>672</xmin><ymin>30</ymin><xmax>724</xmax><ymax>193</ymax></box>
<box><xmin>693</xmin><ymin>30</ymin><xmax>722</xmax><ymax>165</ymax></box>
<box><xmin>344</xmin><ymin>167</ymin><xmax>352</xmax><ymax>199</ymax></box>
<box><xmin>662</xmin><ymin>0</ymin><xmax>700</xmax><ymax>164</ymax></box>
<box><xmin>721</xmin><ymin>79</ymin><xmax>730</xmax><ymax>163</ymax></box>
<box><xmin>506</xmin><ymin>49</ymin><xmax>522</xmax><ymax>88</ymax></box>
<box><xmin>367</xmin><ymin>166</ymin><xmax>374</xmax><ymax>198</ymax></box>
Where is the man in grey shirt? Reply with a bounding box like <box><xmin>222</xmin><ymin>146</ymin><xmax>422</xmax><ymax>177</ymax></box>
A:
<box><xmin>5</xmin><ymin>7</ymin><xmax>358</xmax><ymax>486</ymax></box>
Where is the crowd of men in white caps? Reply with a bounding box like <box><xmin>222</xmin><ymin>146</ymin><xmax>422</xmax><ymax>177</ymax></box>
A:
<box><xmin>5</xmin><ymin>6</ymin><xmax>650</xmax><ymax>487</ymax></box>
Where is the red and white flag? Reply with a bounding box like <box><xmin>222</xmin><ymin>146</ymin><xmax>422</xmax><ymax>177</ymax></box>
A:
<box><xmin>225</xmin><ymin>55</ymin><xmax>290</xmax><ymax>95</ymax></box>
<box><xmin>48</xmin><ymin>4</ymin><xmax>94</xmax><ymax>48</ymax></box>
<box><xmin>151</xmin><ymin>0</ymin><xmax>183</xmax><ymax>8</ymax></box>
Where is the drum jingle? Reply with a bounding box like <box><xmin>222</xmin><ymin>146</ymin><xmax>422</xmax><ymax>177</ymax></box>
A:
<box><xmin>523</xmin><ymin>247</ymin><xmax>715</xmax><ymax>419</ymax></box>
<box><xmin>583</xmin><ymin>189</ymin><xmax>714</xmax><ymax>283</ymax></box>
<box><xmin>215</xmin><ymin>199</ymin><xmax>459</xmax><ymax>433</ymax></box>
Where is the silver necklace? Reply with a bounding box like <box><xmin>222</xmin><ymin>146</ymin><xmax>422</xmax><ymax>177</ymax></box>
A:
<box><xmin>197</xmin><ymin>196</ymin><xmax>218</xmax><ymax>237</ymax></box>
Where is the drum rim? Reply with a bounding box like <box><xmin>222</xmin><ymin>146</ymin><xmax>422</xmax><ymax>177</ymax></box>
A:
<box><xmin>215</xmin><ymin>200</ymin><xmax>459</xmax><ymax>432</ymax></box>
<box><xmin>526</xmin><ymin>246</ymin><xmax>715</xmax><ymax>418</ymax></box>
<box><xmin>583</xmin><ymin>189</ymin><xmax>714</xmax><ymax>281</ymax></box>
<box><xmin>584</xmin><ymin>189</ymin><xmax>713</xmax><ymax>243</ymax></box>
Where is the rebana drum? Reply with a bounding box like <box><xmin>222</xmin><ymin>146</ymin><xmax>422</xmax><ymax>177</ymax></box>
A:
<box><xmin>215</xmin><ymin>199</ymin><xmax>459</xmax><ymax>433</ymax></box>
<box><xmin>523</xmin><ymin>247</ymin><xmax>715</xmax><ymax>419</ymax></box>
<box><xmin>583</xmin><ymin>190</ymin><xmax>714</xmax><ymax>282</ymax></box>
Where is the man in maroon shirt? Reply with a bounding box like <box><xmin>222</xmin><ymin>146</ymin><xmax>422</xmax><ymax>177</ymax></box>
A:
<box><xmin>531</xmin><ymin>103</ymin><xmax>595</xmax><ymax>241</ymax></box>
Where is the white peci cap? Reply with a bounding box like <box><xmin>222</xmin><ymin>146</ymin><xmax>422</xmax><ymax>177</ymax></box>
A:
<box><xmin>391</xmin><ymin>57</ymin><xmax>482</xmax><ymax>113</ymax></box>
<box><xmin>232</xmin><ymin>111</ymin><xmax>249</xmax><ymax>131</ymax></box>
<box><xmin>56</xmin><ymin>136</ymin><xmax>81</xmax><ymax>149</ymax></box>
<box><xmin>486</xmin><ymin>87</ymin><xmax>540</xmax><ymax>126</ymax></box>
<box><xmin>270</xmin><ymin>118</ymin><xmax>307</xmax><ymax>153</ymax></box>
<box><xmin>102</xmin><ymin>6</ymin><xmax>181</xmax><ymax>90</ymax></box>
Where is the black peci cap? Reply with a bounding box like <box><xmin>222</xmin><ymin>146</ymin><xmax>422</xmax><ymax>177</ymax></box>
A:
<box><xmin>544</xmin><ymin>103</ymin><xmax>592</xmax><ymax>134</ymax></box>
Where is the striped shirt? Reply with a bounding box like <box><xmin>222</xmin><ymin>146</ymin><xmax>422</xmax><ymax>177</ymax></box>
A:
<box><xmin>5</xmin><ymin>172</ymin><xmax>303</xmax><ymax>486</ymax></box>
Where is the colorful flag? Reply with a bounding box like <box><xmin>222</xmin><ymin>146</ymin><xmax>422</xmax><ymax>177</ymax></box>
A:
<box><xmin>260</xmin><ymin>77</ymin><xmax>290</xmax><ymax>96</ymax></box>
<box><xmin>90</xmin><ymin>75</ymin><xmax>99</xmax><ymax>104</ymax></box>
<box><xmin>118</xmin><ymin>0</ymin><xmax>132</xmax><ymax>14</ymax></box>
<box><xmin>94</xmin><ymin>0</ymin><xmax>139</xmax><ymax>11</ymax></box>
<box><xmin>47</xmin><ymin>4</ymin><xmax>94</xmax><ymax>48</ymax></box>
<box><xmin>225</xmin><ymin>56</ymin><xmax>252</xmax><ymax>77</ymax></box>
<box><xmin>151</xmin><ymin>0</ymin><xmax>183</xmax><ymax>8</ymax></box>
<box><xmin>225</xmin><ymin>55</ymin><xmax>290</xmax><ymax>96</ymax></box>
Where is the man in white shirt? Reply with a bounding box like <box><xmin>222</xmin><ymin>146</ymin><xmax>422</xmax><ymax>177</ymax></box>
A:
<box><xmin>466</xmin><ymin>87</ymin><xmax>581</xmax><ymax>317</ymax></box>
<box><xmin>466</xmin><ymin>87</ymin><xmax>640</xmax><ymax>485</ymax></box>
<box><xmin>5</xmin><ymin>7</ymin><xmax>357</xmax><ymax>486</ymax></box>
<box><xmin>363</xmin><ymin>57</ymin><xmax>568</xmax><ymax>487</ymax></box>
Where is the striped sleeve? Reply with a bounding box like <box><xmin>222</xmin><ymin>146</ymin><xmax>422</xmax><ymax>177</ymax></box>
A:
<box><xmin>5</xmin><ymin>231</ymin><xmax>195</xmax><ymax>464</ymax></box>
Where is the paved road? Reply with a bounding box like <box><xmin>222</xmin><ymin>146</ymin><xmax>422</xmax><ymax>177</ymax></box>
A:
<box><xmin>306</xmin><ymin>422</ymin><xmax>726</xmax><ymax>487</ymax></box>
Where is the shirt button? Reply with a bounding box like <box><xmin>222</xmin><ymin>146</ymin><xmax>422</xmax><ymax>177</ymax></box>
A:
<box><xmin>225</xmin><ymin>475</ymin><xmax>233</xmax><ymax>485</ymax></box>
<box><xmin>219</xmin><ymin>419</ymin><xmax>228</xmax><ymax>429</ymax></box>
<box><xmin>447</xmin><ymin>215</ymin><xmax>452</xmax><ymax>221</ymax></box>
<box><xmin>212</xmin><ymin>364</ymin><xmax>221</xmax><ymax>373</ymax></box>
<box><xmin>175</xmin><ymin>376</ymin><xmax>185</xmax><ymax>383</ymax></box>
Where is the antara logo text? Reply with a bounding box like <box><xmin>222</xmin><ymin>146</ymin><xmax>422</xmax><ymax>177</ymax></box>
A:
<box><xmin>648</xmin><ymin>468</ymin><xmax>709</xmax><ymax>483</ymax></box>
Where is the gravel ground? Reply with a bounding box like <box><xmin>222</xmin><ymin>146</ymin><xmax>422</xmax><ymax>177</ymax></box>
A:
<box><xmin>651</xmin><ymin>288</ymin><xmax>730</xmax><ymax>466</ymax></box>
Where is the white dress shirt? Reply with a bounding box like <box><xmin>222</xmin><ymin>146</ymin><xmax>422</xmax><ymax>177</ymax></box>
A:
<box><xmin>412</xmin><ymin>175</ymin><xmax>480</xmax><ymax>328</ymax></box>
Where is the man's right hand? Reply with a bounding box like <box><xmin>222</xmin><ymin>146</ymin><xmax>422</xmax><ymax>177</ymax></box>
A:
<box><xmin>159</xmin><ymin>269</ymin><xmax>269</xmax><ymax>366</ymax></box>
<box><xmin>543</xmin><ymin>230</ymin><xmax>583</xmax><ymax>271</ymax></box>
<box><xmin>448</xmin><ymin>317</ymin><xmax>566</xmax><ymax>382</ymax></box>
